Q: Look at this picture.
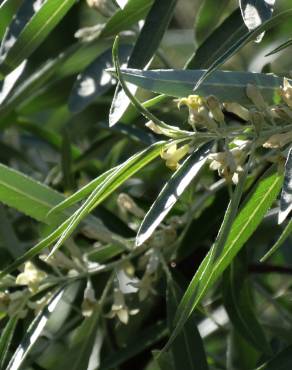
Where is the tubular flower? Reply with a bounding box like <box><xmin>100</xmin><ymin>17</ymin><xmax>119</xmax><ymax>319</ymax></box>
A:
<box><xmin>106</xmin><ymin>289</ymin><xmax>139</xmax><ymax>324</ymax></box>
<box><xmin>15</xmin><ymin>261</ymin><xmax>47</xmax><ymax>293</ymax></box>
<box><xmin>177</xmin><ymin>95</ymin><xmax>205</xmax><ymax>128</ymax></box>
<box><xmin>209</xmin><ymin>141</ymin><xmax>250</xmax><ymax>184</ymax></box>
<box><xmin>160</xmin><ymin>143</ymin><xmax>190</xmax><ymax>170</ymax></box>
<box><xmin>280</xmin><ymin>78</ymin><xmax>292</xmax><ymax>108</ymax></box>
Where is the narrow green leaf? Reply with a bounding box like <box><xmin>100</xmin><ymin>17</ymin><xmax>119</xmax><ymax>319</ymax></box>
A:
<box><xmin>223</xmin><ymin>255</ymin><xmax>271</xmax><ymax>354</ymax></box>
<box><xmin>260</xmin><ymin>218</ymin><xmax>292</xmax><ymax>262</ymax></box>
<box><xmin>239</xmin><ymin>0</ymin><xmax>276</xmax><ymax>42</ymax></box>
<box><xmin>136</xmin><ymin>142</ymin><xmax>213</xmax><ymax>246</ymax></box>
<box><xmin>49</xmin><ymin>141</ymin><xmax>165</xmax><ymax>256</ymax></box>
<box><xmin>266</xmin><ymin>39</ymin><xmax>292</xmax><ymax>56</ymax></box>
<box><xmin>194</xmin><ymin>0</ymin><xmax>233</xmax><ymax>46</ymax></box>
<box><xmin>0</xmin><ymin>316</ymin><xmax>18</xmax><ymax>369</ymax></box>
<box><xmin>0</xmin><ymin>0</ymin><xmax>22</xmax><ymax>42</ymax></box>
<box><xmin>6</xmin><ymin>289</ymin><xmax>64</xmax><ymax>370</ymax></box>
<box><xmin>0</xmin><ymin>0</ymin><xmax>76</xmax><ymax>76</ymax></box>
<box><xmin>48</xmin><ymin>167</ymin><xmax>116</xmax><ymax>216</ymax></box>
<box><xmin>0</xmin><ymin>163</ymin><xmax>65</xmax><ymax>223</ymax></box>
<box><xmin>171</xmin><ymin>168</ymin><xmax>283</xmax><ymax>347</ymax></box>
<box><xmin>187</xmin><ymin>9</ymin><xmax>246</xmax><ymax>69</ymax></box>
<box><xmin>109</xmin><ymin>0</ymin><xmax>177</xmax><ymax>126</ymax></box>
<box><xmin>193</xmin><ymin>8</ymin><xmax>292</xmax><ymax>91</ymax></box>
<box><xmin>279</xmin><ymin>147</ymin><xmax>292</xmax><ymax>224</ymax></box>
<box><xmin>100</xmin><ymin>0</ymin><xmax>154</xmax><ymax>38</ymax></box>
<box><xmin>167</xmin><ymin>279</ymin><xmax>209</xmax><ymax>370</ymax></box>
<box><xmin>256</xmin><ymin>345</ymin><xmax>292</xmax><ymax>370</ymax></box>
<box><xmin>114</xmin><ymin>68</ymin><xmax>285</xmax><ymax>106</ymax></box>
<box><xmin>128</xmin><ymin>0</ymin><xmax>177</xmax><ymax>69</ymax></box>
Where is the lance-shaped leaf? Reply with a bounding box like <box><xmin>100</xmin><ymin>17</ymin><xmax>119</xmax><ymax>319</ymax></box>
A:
<box><xmin>279</xmin><ymin>147</ymin><xmax>292</xmax><ymax>224</ymax></box>
<box><xmin>100</xmin><ymin>0</ymin><xmax>154</xmax><ymax>38</ymax></box>
<box><xmin>6</xmin><ymin>289</ymin><xmax>64</xmax><ymax>370</ymax></box>
<box><xmin>49</xmin><ymin>141</ymin><xmax>165</xmax><ymax>256</ymax></box>
<box><xmin>223</xmin><ymin>255</ymin><xmax>271</xmax><ymax>354</ymax></box>
<box><xmin>193</xmin><ymin>8</ymin><xmax>292</xmax><ymax>91</ymax></box>
<box><xmin>0</xmin><ymin>0</ymin><xmax>76</xmax><ymax>77</ymax></box>
<box><xmin>0</xmin><ymin>316</ymin><xmax>18</xmax><ymax>369</ymax></box>
<box><xmin>167</xmin><ymin>279</ymin><xmax>209</xmax><ymax>370</ymax></box>
<box><xmin>109</xmin><ymin>0</ymin><xmax>177</xmax><ymax>126</ymax></box>
<box><xmin>114</xmin><ymin>68</ymin><xmax>285</xmax><ymax>106</ymax></box>
<box><xmin>260</xmin><ymin>218</ymin><xmax>292</xmax><ymax>262</ymax></box>
<box><xmin>239</xmin><ymin>0</ymin><xmax>276</xmax><ymax>42</ymax></box>
<box><xmin>187</xmin><ymin>8</ymin><xmax>246</xmax><ymax>69</ymax></box>
<box><xmin>168</xmin><ymin>168</ymin><xmax>283</xmax><ymax>348</ymax></box>
<box><xmin>0</xmin><ymin>0</ymin><xmax>22</xmax><ymax>42</ymax></box>
<box><xmin>136</xmin><ymin>142</ymin><xmax>213</xmax><ymax>246</ymax></box>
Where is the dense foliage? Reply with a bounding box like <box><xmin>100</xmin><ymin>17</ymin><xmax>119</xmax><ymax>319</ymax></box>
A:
<box><xmin>0</xmin><ymin>0</ymin><xmax>292</xmax><ymax>369</ymax></box>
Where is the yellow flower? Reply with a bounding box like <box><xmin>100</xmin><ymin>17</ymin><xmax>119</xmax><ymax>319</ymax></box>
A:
<box><xmin>160</xmin><ymin>143</ymin><xmax>190</xmax><ymax>170</ymax></box>
<box><xmin>16</xmin><ymin>262</ymin><xmax>47</xmax><ymax>293</ymax></box>
<box><xmin>177</xmin><ymin>95</ymin><xmax>204</xmax><ymax>110</ymax></box>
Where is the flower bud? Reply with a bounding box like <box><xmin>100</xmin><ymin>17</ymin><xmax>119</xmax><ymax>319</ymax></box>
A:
<box><xmin>206</xmin><ymin>95</ymin><xmax>225</xmax><ymax>124</ymax></box>
<box><xmin>246</xmin><ymin>84</ymin><xmax>267</xmax><ymax>110</ymax></box>
<box><xmin>145</xmin><ymin>121</ymin><xmax>164</xmax><ymax>135</ymax></box>
<box><xmin>250</xmin><ymin>110</ymin><xmax>264</xmax><ymax>135</ymax></box>
<box><xmin>263</xmin><ymin>131</ymin><xmax>292</xmax><ymax>149</ymax></box>
<box><xmin>223</xmin><ymin>102</ymin><xmax>249</xmax><ymax>121</ymax></box>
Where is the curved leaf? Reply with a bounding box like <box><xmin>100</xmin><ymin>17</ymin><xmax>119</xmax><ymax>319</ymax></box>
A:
<box><xmin>193</xmin><ymin>8</ymin><xmax>292</xmax><ymax>91</ymax></box>
<box><xmin>169</xmin><ymin>168</ymin><xmax>283</xmax><ymax>347</ymax></box>
<box><xmin>0</xmin><ymin>316</ymin><xmax>18</xmax><ymax>369</ymax></box>
<box><xmin>0</xmin><ymin>0</ymin><xmax>22</xmax><ymax>42</ymax></box>
<box><xmin>115</xmin><ymin>68</ymin><xmax>285</xmax><ymax>105</ymax></box>
<box><xmin>136</xmin><ymin>141</ymin><xmax>213</xmax><ymax>246</ymax></box>
<box><xmin>0</xmin><ymin>0</ymin><xmax>76</xmax><ymax>76</ymax></box>
<box><xmin>109</xmin><ymin>0</ymin><xmax>177</xmax><ymax>126</ymax></box>
<box><xmin>6</xmin><ymin>289</ymin><xmax>64</xmax><ymax>370</ymax></box>
<box><xmin>223</xmin><ymin>255</ymin><xmax>271</xmax><ymax>354</ymax></box>
<box><xmin>256</xmin><ymin>345</ymin><xmax>292</xmax><ymax>370</ymax></box>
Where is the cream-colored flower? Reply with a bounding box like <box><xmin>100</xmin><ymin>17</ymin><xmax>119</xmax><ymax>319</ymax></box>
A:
<box><xmin>81</xmin><ymin>282</ymin><xmax>97</xmax><ymax>317</ymax></box>
<box><xmin>16</xmin><ymin>262</ymin><xmax>47</xmax><ymax>293</ymax></box>
<box><xmin>209</xmin><ymin>142</ymin><xmax>250</xmax><ymax>184</ymax></box>
<box><xmin>106</xmin><ymin>289</ymin><xmax>139</xmax><ymax>324</ymax></box>
<box><xmin>177</xmin><ymin>95</ymin><xmax>208</xmax><ymax>128</ymax></box>
<box><xmin>160</xmin><ymin>143</ymin><xmax>190</xmax><ymax>170</ymax></box>
<box><xmin>280</xmin><ymin>78</ymin><xmax>292</xmax><ymax>108</ymax></box>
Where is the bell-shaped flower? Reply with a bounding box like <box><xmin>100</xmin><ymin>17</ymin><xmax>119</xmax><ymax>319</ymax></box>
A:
<box><xmin>160</xmin><ymin>143</ymin><xmax>190</xmax><ymax>170</ymax></box>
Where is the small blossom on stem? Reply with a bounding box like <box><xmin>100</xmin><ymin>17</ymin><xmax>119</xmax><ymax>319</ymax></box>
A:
<box><xmin>16</xmin><ymin>262</ymin><xmax>47</xmax><ymax>293</ymax></box>
<box><xmin>160</xmin><ymin>143</ymin><xmax>190</xmax><ymax>170</ymax></box>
